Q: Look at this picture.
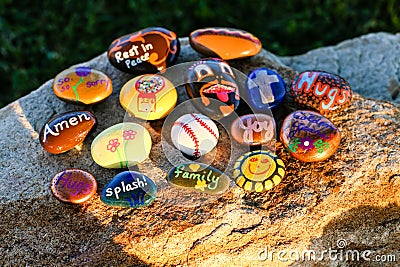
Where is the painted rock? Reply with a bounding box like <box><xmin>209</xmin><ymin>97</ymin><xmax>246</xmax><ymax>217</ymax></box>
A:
<box><xmin>101</xmin><ymin>171</ymin><xmax>156</xmax><ymax>208</ymax></box>
<box><xmin>233</xmin><ymin>150</ymin><xmax>285</xmax><ymax>192</ymax></box>
<box><xmin>231</xmin><ymin>114</ymin><xmax>275</xmax><ymax>146</ymax></box>
<box><xmin>107</xmin><ymin>27</ymin><xmax>180</xmax><ymax>74</ymax></box>
<box><xmin>91</xmin><ymin>123</ymin><xmax>152</xmax><ymax>168</ymax></box>
<box><xmin>189</xmin><ymin>27</ymin><xmax>262</xmax><ymax>60</ymax></box>
<box><xmin>120</xmin><ymin>74</ymin><xmax>177</xmax><ymax>120</ymax></box>
<box><xmin>39</xmin><ymin>111</ymin><xmax>96</xmax><ymax>154</ymax></box>
<box><xmin>53</xmin><ymin>67</ymin><xmax>112</xmax><ymax>105</ymax></box>
<box><xmin>186</xmin><ymin>58</ymin><xmax>240</xmax><ymax>119</ymax></box>
<box><xmin>171</xmin><ymin>113</ymin><xmax>219</xmax><ymax>159</ymax></box>
<box><xmin>245</xmin><ymin>68</ymin><xmax>286</xmax><ymax>110</ymax></box>
<box><xmin>280</xmin><ymin>110</ymin><xmax>341</xmax><ymax>162</ymax></box>
<box><xmin>167</xmin><ymin>163</ymin><xmax>230</xmax><ymax>195</ymax></box>
<box><xmin>290</xmin><ymin>71</ymin><xmax>352</xmax><ymax>114</ymax></box>
<box><xmin>50</xmin><ymin>169</ymin><xmax>97</xmax><ymax>204</ymax></box>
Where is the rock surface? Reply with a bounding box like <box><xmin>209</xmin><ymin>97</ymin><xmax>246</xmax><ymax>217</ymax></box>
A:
<box><xmin>0</xmin><ymin>35</ymin><xmax>399</xmax><ymax>266</ymax></box>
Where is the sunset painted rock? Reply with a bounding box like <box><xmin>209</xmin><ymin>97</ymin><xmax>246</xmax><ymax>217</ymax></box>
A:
<box><xmin>189</xmin><ymin>27</ymin><xmax>262</xmax><ymax>60</ymax></box>
<box><xmin>120</xmin><ymin>74</ymin><xmax>177</xmax><ymax>120</ymax></box>
<box><xmin>91</xmin><ymin>123</ymin><xmax>152</xmax><ymax>168</ymax></box>
<box><xmin>167</xmin><ymin>163</ymin><xmax>230</xmax><ymax>195</ymax></box>
<box><xmin>50</xmin><ymin>169</ymin><xmax>97</xmax><ymax>204</ymax></box>
<box><xmin>107</xmin><ymin>27</ymin><xmax>180</xmax><ymax>74</ymax></box>
<box><xmin>101</xmin><ymin>171</ymin><xmax>156</xmax><ymax>208</ymax></box>
<box><xmin>280</xmin><ymin>110</ymin><xmax>341</xmax><ymax>162</ymax></box>
<box><xmin>290</xmin><ymin>71</ymin><xmax>352</xmax><ymax>114</ymax></box>
<box><xmin>233</xmin><ymin>150</ymin><xmax>285</xmax><ymax>192</ymax></box>
<box><xmin>53</xmin><ymin>67</ymin><xmax>112</xmax><ymax>105</ymax></box>
<box><xmin>39</xmin><ymin>111</ymin><xmax>96</xmax><ymax>154</ymax></box>
<box><xmin>245</xmin><ymin>68</ymin><xmax>286</xmax><ymax>110</ymax></box>
<box><xmin>186</xmin><ymin>58</ymin><xmax>240</xmax><ymax>120</ymax></box>
<box><xmin>230</xmin><ymin>114</ymin><xmax>275</xmax><ymax>146</ymax></box>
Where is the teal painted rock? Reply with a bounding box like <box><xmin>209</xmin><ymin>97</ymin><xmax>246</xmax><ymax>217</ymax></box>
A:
<box><xmin>100</xmin><ymin>171</ymin><xmax>157</xmax><ymax>208</ymax></box>
<box><xmin>167</xmin><ymin>163</ymin><xmax>230</xmax><ymax>195</ymax></box>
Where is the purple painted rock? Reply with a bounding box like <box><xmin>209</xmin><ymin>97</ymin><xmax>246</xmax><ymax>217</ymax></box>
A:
<box><xmin>231</xmin><ymin>113</ymin><xmax>275</xmax><ymax>146</ymax></box>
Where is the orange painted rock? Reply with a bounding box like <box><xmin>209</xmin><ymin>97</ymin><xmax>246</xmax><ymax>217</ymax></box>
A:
<box><xmin>280</xmin><ymin>110</ymin><xmax>341</xmax><ymax>162</ymax></box>
<box><xmin>50</xmin><ymin>169</ymin><xmax>97</xmax><ymax>204</ymax></box>
<box><xmin>39</xmin><ymin>111</ymin><xmax>96</xmax><ymax>154</ymax></box>
<box><xmin>189</xmin><ymin>27</ymin><xmax>262</xmax><ymax>60</ymax></box>
<box><xmin>230</xmin><ymin>114</ymin><xmax>275</xmax><ymax>146</ymax></box>
<box><xmin>53</xmin><ymin>67</ymin><xmax>112</xmax><ymax>105</ymax></box>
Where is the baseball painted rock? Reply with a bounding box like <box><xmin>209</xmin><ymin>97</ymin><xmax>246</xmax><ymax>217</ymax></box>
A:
<box><xmin>91</xmin><ymin>123</ymin><xmax>152</xmax><ymax>168</ymax></box>
<box><xmin>101</xmin><ymin>171</ymin><xmax>156</xmax><ymax>208</ymax></box>
<box><xmin>120</xmin><ymin>74</ymin><xmax>177</xmax><ymax>120</ymax></box>
<box><xmin>186</xmin><ymin>59</ymin><xmax>240</xmax><ymax>120</ymax></box>
<box><xmin>245</xmin><ymin>68</ymin><xmax>286</xmax><ymax>110</ymax></box>
<box><xmin>171</xmin><ymin>113</ymin><xmax>219</xmax><ymax>159</ymax></box>
<box><xmin>233</xmin><ymin>150</ymin><xmax>285</xmax><ymax>192</ymax></box>
<box><xmin>231</xmin><ymin>114</ymin><xmax>275</xmax><ymax>146</ymax></box>
<box><xmin>280</xmin><ymin>110</ymin><xmax>341</xmax><ymax>162</ymax></box>
<box><xmin>167</xmin><ymin>163</ymin><xmax>230</xmax><ymax>195</ymax></box>
<box><xmin>53</xmin><ymin>67</ymin><xmax>112</xmax><ymax>105</ymax></box>
<box><xmin>189</xmin><ymin>27</ymin><xmax>262</xmax><ymax>60</ymax></box>
<box><xmin>50</xmin><ymin>169</ymin><xmax>97</xmax><ymax>204</ymax></box>
<box><xmin>40</xmin><ymin>111</ymin><xmax>96</xmax><ymax>154</ymax></box>
<box><xmin>107</xmin><ymin>27</ymin><xmax>180</xmax><ymax>74</ymax></box>
<box><xmin>290</xmin><ymin>71</ymin><xmax>352</xmax><ymax>114</ymax></box>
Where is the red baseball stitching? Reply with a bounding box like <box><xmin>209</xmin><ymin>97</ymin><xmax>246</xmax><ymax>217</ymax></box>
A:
<box><xmin>190</xmin><ymin>113</ymin><xmax>218</xmax><ymax>140</ymax></box>
<box><xmin>174</xmin><ymin>121</ymin><xmax>200</xmax><ymax>157</ymax></box>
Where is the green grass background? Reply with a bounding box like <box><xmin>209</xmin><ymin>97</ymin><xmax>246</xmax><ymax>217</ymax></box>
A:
<box><xmin>1</xmin><ymin>0</ymin><xmax>399</xmax><ymax>108</ymax></box>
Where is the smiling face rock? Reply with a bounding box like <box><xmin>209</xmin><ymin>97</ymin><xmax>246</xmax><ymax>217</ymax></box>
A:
<box><xmin>185</xmin><ymin>58</ymin><xmax>240</xmax><ymax>120</ymax></box>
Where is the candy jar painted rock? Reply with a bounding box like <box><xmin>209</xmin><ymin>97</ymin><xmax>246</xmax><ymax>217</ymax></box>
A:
<box><xmin>189</xmin><ymin>27</ymin><xmax>262</xmax><ymax>60</ymax></box>
<box><xmin>53</xmin><ymin>67</ymin><xmax>112</xmax><ymax>105</ymax></box>
<box><xmin>120</xmin><ymin>74</ymin><xmax>177</xmax><ymax>120</ymax></box>
<box><xmin>50</xmin><ymin>169</ymin><xmax>97</xmax><ymax>204</ymax></box>
<box><xmin>186</xmin><ymin>58</ymin><xmax>240</xmax><ymax>119</ymax></box>
<box><xmin>107</xmin><ymin>27</ymin><xmax>180</xmax><ymax>74</ymax></box>
<box><xmin>233</xmin><ymin>150</ymin><xmax>285</xmax><ymax>192</ymax></box>
<box><xmin>245</xmin><ymin>68</ymin><xmax>286</xmax><ymax>110</ymax></box>
<box><xmin>39</xmin><ymin>111</ymin><xmax>96</xmax><ymax>154</ymax></box>
<box><xmin>101</xmin><ymin>171</ymin><xmax>156</xmax><ymax>208</ymax></box>
<box><xmin>91</xmin><ymin>123</ymin><xmax>152</xmax><ymax>168</ymax></box>
<box><xmin>280</xmin><ymin>110</ymin><xmax>341</xmax><ymax>162</ymax></box>
<box><xmin>290</xmin><ymin>71</ymin><xmax>352</xmax><ymax>114</ymax></box>
<box><xmin>231</xmin><ymin>114</ymin><xmax>275</xmax><ymax>146</ymax></box>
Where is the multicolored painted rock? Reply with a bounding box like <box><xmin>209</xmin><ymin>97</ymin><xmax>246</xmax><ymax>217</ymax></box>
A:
<box><xmin>50</xmin><ymin>169</ymin><xmax>97</xmax><ymax>204</ymax></box>
<box><xmin>189</xmin><ymin>27</ymin><xmax>262</xmax><ymax>60</ymax></box>
<box><xmin>120</xmin><ymin>74</ymin><xmax>177</xmax><ymax>120</ymax></box>
<box><xmin>53</xmin><ymin>67</ymin><xmax>112</xmax><ymax>105</ymax></box>
<box><xmin>230</xmin><ymin>114</ymin><xmax>275</xmax><ymax>146</ymax></box>
<box><xmin>107</xmin><ymin>27</ymin><xmax>180</xmax><ymax>74</ymax></box>
<box><xmin>171</xmin><ymin>113</ymin><xmax>219</xmax><ymax>159</ymax></box>
<box><xmin>280</xmin><ymin>110</ymin><xmax>341</xmax><ymax>162</ymax></box>
<box><xmin>245</xmin><ymin>68</ymin><xmax>286</xmax><ymax>110</ymax></box>
<box><xmin>101</xmin><ymin>171</ymin><xmax>156</xmax><ymax>208</ymax></box>
<box><xmin>233</xmin><ymin>150</ymin><xmax>285</xmax><ymax>192</ymax></box>
<box><xmin>91</xmin><ymin>123</ymin><xmax>152</xmax><ymax>168</ymax></box>
<box><xmin>167</xmin><ymin>163</ymin><xmax>230</xmax><ymax>195</ymax></box>
<box><xmin>290</xmin><ymin>71</ymin><xmax>352</xmax><ymax>114</ymax></box>
<box><xmin>186</xmin><ymin>58</ymin><xmax>240</xmax><ymax>119</ymax></box>
<box><xmin>39</xmin><ymin>111</ymin><xmax>96</xmax><ymax>154</ymax></box>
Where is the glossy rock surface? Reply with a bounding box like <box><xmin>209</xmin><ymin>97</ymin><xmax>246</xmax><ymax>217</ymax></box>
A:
<box><xmin>53</xmin><ymin>67</ymin><xmax>112</xmax><ymax>105</ymax></box>
<box><xmin>39</xmin><ymin>111</ymin><xmax>96</xmax><ymax>154</ymax></box>
<box><xmin>290</xmin><ymin>71</ymin><xmax>353</xmax><ymax>114</ymax></box>
<box><xmin>120</xmin><ymin>74</ymin><xmax>177</xmax><ymax>120</ymax></box>
<box><xmin>280</xmin><ymin>110</ymin><xmax>341</xmax><ymax>162</ymax></box>
<box><xmin>233</xmin><ymin>150</ymin><xmax>285</xmax><ymax>192</ymax></box>
<box><xmin>186</xmin><ymin>58</ymin><xmax>240</xmax><ymax>120</ymax></box>
<box><xmin>91</xmin><ymin>123</ymin><xmax>152</xmax><ymax>168</ymax></box>
<box><xmin>50</xmin><ymin>169</ymin><xmax>97</xmax><ymax>204</ymax></box>
<box><xmin>167</xmin><ymin>163</ymin><xmax>230</xmax><ymax>195</ymax></box>
<box><xmin>189</xmin><ymin>27</ymin><xmax>261</xmax><ymax>60</ymax></box>
<box><xmin>107</xmin><ymin>27</ymin><xmax>180</xmax><ymax>74</ymax></box>
<box><xmin>101</xmin><ymin>171</ymin><xmax>156</xmax><ymax>208</ymax></box>
<box><xmin>231</xmin><ymin>114</ymin><xmax>275</xmax><ymax>146</ymax></box>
